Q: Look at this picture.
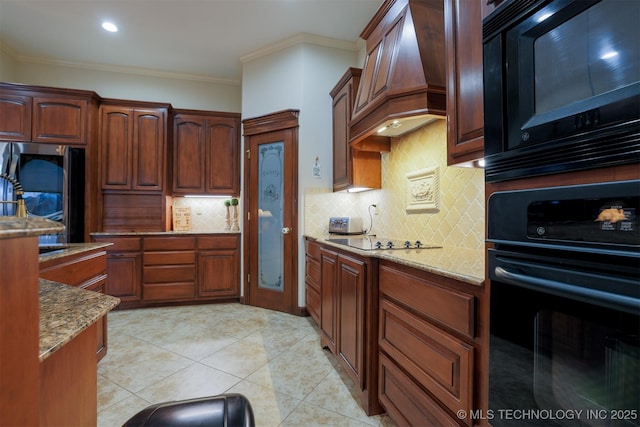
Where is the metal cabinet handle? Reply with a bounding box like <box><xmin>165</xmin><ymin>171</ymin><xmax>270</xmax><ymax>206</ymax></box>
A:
<box><xmin>281</xmin><ymin>227</ymin><xmax>291</xmax><ymax>234</ymax></box>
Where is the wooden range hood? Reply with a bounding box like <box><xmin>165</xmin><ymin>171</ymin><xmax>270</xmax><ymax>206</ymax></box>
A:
<box><xmin>349</xmin><ymin>0</ymin><xmax>446</xmax><ymax>151</ymax></box>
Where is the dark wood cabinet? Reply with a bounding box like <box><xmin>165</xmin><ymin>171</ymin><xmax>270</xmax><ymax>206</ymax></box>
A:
<box><xmin>0</xmin><ymin>84</ymin><xmax>95</xmax><ymax>145</ymax></box>
<box><xmin>93</xmin><ymin>233</ymin><xmax>240</xmax><ymax>308</ymax></box>
<box><xmin>0</xmin><ymin>92</ymin><xmax>32</xmax><ymax>141</ymax></box>
<box><xmin>100</xmin><ymin>103</ymin><xmax>168</xmax><ymax>191</ymax></box>
<box><xmin>39</xmin><ymin>247</ymin><xmax>110</xmax><ymax>361</ymax></box>
<box><xmin>304</xmin><ymin>238</ymin><xmax>321</xmax><ymax>325</ymax></box>
<box><xmin>197</xmin><ymin>235</ymin><xmax>240</xmax><ymax>299</ymax></box>
<box><xmin>92</xmin><ymin>236</ymin><xmax>143</xmax><ymax>308</ymax></box>
<box><xmin>330</xmin><ymin>68</ymin><xmax>382</xmax><ymax>192</ymax></box>
<box><xmin>143</xmin><ymin>236</ymin><xmax>196</xmax><ymax>302</ymax></box>
<box><xmin>309</xmin><ymin>239</ymin><xmax>382</xmax><ymax>416</ymax></box>
<box><xmin>172</xmin><ymin>110</ymin><xmax>241</xmax><ymax>196</ymax></box>
<box><xmin>444</xmin><ymin>0</ymin><xmax>484</xmax><ymax>166</ymax></box>
<box><xmin>378</xmin><ymin>261</ymin><xmax>485</xmax><ymax>427</ymax></box>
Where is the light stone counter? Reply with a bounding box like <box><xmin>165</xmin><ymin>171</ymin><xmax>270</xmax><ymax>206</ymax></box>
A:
<box><xmin>0</xmin><ymin>217</ymin><xmax>64</xmax><ymax>239</ymax></box>
<box><xmin>306</xmin><ymin>234</ymin><xmax>485</xmax><ymax>286</ymax></box>
<box><xmin>39</xmin><ymin>279</ymin><xmax>119</xmax><ymax>361</ymax></box>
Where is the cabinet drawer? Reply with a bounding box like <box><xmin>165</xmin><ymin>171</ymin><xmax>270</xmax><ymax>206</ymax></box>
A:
<box><xmin>144</xmin><ymin>251</ymin><xmax>195</xmax><ymax>266</ymax></box>
<box><xmin>143</xmin><ymin>265</ymin><xmax>195</xmax><ymax>283</ymax></box>
<box><xmin>305</xmin><ymin>239</ymin><xmax>321</xmax><ymax>260</ymax></box>
<box><xmin>306</xmin><ymin>283</ymin><xmax>320</xmax><ymax>325</ymax></box>
<box><xmin>305</xmin><ymin>257</ymin><xmax>321</xmax><ymax>291</ymax></box>
<box><xmin>197</xmin><ymin>235</ymin><xmax>239</xmax><ymax>250</ymax></box>
<box><xmin>379</xmin><ymin>353</ymin><xmax>459</xmax><ymax>427</ymax></box>
<box><xmin>40</xmin><ymin>251</ymin><xmax>106</xmax><ymax>287</ymax></box>
<box><xmin>380</xmin><ymin>299</ymin><xmax>473</xmax><ymax>417</ymax></box>
<box><xmin>144</xmin><ymin>236</ymin><xmax>195</xmax><ymax>251</ymax></box>
<box><xmin>143</xmin><ymin>283</ymin><xmax>195</xmax><ymax>301</ymax></box>
<box><xmin>94</xmin><ymin>237</ymin><xmax>141</xmax><ymax>252</ymax></box>
<box><xmin>379</xmin><ymin>265</ymin><xmax>475</xmax><ymax>338</ymax></box>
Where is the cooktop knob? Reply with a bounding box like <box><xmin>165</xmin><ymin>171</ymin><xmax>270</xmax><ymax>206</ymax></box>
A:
<box><xmin>415</xmin><ymin>240</ymin><xmax>422</xmax><ymax>248</ymax></box>
<box><xmin>375</xmin><ymin>241</ymin><xmax>383</xmax><ymax>249</ymax></box>
<box><xmin>386</xmin><ymin>241</ymin><xmax>394</xmax><ymax>249</ymax></box>
<box><xmin>404</xmin><ymin>240</ymin><xmax>411</xmax><ymax>248</ymax></box>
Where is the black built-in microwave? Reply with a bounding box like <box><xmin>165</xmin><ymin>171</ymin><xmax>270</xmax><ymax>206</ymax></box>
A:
<box><xmin>483</xmin><ymin>0</ymin><xmax>640</xmax><ymax>182</ymax></box>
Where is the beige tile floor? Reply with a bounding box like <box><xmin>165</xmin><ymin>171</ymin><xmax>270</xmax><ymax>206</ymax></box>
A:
<box><xmin>97</xmin><ymin>303</ymin><xmax>398</xmax><ymax>427</ymax></box>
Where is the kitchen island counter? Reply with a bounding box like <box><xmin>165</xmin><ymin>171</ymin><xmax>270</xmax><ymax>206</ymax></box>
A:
<box><xmin>305</xmin><ymin>234</ymin><xmax>484</xmax><ymax>286</ymax></box>
<box><xmin>39</xmin><ymin>279</ymin><xmax>119</xmax><ymax>361</ymax></box>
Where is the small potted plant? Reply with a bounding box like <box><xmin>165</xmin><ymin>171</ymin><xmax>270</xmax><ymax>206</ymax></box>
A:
<box><xmin>230</xmin><ymin>198</ymin><xmax>240</xmax><ymax>231</ymax></box>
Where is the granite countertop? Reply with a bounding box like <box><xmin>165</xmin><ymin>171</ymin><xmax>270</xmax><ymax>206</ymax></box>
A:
<box><xmin>38</xmin><ymin>242</ymin><xmax>113</xmax><ymax>262</ymax></box>
<box><xmin>0</xmin><ymin>217</ymin><xmax>64</xmax><ymax>239</ymax></box>
<box><xmin>39</xmin><ymin>279</ymin><xmax>120</xmax><ymax>361</ymax></box>
<box><xmin>306</xmin><ymin>234</ymin><xmax>485</xmax><ymax>286</ymax></box>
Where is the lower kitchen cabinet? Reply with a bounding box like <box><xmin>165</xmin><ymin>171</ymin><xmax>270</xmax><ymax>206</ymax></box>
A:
<box><xmin>197</xmin><ymin>235</ymin><xmax>240</xmax><ymax>299</ymax></box>
<box><xmin>306</xmin><ymin>237</ymin><xmax>383</xmax><ymax>416</ymax></box>
<box><xmin>92</xmin><ymin>236</ymin><xmax>143</xmax><ymax>309</ymax></box>
<box><xmin>378</xmin><ymin>260</ymin><xmax>485</xmax><ymax>427</ymax></box>
<box><xmin>304</xmin><ymin>238</ymin><xmax>321</xmax><ymax>325</ymax></box>
<box><xmin>39</xmin><ymin>246</ymin><xmax>110</xmax><ymax>361</ymax></box>
<box><xmin>143</xmin><ymin>236</ymin><xmax>196</xmax><ymax>302</ymax></box>
<box><xmin>92</xmin><ymin>233</ymin><xmax>240</xmax><ymax>308</ymax></box>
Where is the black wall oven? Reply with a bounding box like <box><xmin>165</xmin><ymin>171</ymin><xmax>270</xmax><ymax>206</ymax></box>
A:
<box><xmin>487</xmin><ymin>180</ymin><xmax>639</xmax><ymax>426</ymax></box>
<box><xmin>482</xmin><ymin>0</ymin><xmax>640</xmax><ymax>182</ymax></box>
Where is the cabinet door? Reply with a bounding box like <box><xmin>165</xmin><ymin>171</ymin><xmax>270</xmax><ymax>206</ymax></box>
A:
<box><xmin>320</xmin><ymin>249</ymin><xmax>338</xmax><ymax>354</ymax></box>
<box><xmin>132</xmin><ymin>108</ymin><xmax>166</xmax><ymax>191</ymax></box>
<box><xmin>337</xmin><ymin>254</ymin><xmax>365</xmax><ymax>388</ymax></box>
<box><xmin>105</xmin><ymin>251</ymin><xmax>142</xmax><ymax>302</ymax></box>
<box><xmin>0</xmin><ymin>93</ymin><xmax>32</xmax><ymax>141</ymax></box>
<box><xmin>173</xmin><ymin>114</ymin><xmax>206</xmax><ymax>193</ymax></box>
<box><xmin>205</xmin><ymin>116</ymin><xmax>240</xmax><ymax>195</ymax></box>
<box><xmin>101</xmin><ymin>106</ymin><xmax>133</xmax><ymax>189</ymax></box>
<box><xmin>332</xmin><ymin>75</ymin><xmax>353</xmax><ymax>192</ymax></box>
<box><xmin>445</xmin><ymin>0</ymin><xmax>484</xmax><ymax>165</ymax></box>
<box><xmin>198</xmin><ymin>249</ymin><xmax>240</xmax><ymax>298</ymax></box>
<box><xmin>32</xmin><ymin>97</ymin><xmax>88</xmax><ymax>145</ymax></box>
<box><xmin>84</xmin><ymin>278</ymin><xmax>108</xmax><ymax>362</ymax></box>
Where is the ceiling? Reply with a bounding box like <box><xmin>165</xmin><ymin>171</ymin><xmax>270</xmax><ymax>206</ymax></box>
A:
<box><xmin>0</xmin><ymin>0</ymin><xmax>382</xmax><ymax>84</ymax></box>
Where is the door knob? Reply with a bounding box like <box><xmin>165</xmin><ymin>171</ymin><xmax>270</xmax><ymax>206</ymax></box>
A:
<box><xmin>281</xmin><ymin>227</ymin><xmax>291</xmax><ymax>234</ymax></box>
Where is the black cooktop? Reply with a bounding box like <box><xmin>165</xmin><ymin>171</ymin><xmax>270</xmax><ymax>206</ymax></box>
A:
<box><xmin>326</xmin><ymin>235</ymin><xmax>441</xmax><ymax>251</ymax></box>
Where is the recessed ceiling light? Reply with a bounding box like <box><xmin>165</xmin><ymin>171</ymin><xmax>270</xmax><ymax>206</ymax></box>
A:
<box><xmin>102</xmin><ymin>21</ymin><xmax>118</xmax><ymax>32</ymax></box>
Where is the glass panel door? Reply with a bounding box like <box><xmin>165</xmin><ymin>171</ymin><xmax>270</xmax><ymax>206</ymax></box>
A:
<box><xmin>257</xmin><ymin>141</ymin><xmax>284</xmax><ymax>291</ymax></box>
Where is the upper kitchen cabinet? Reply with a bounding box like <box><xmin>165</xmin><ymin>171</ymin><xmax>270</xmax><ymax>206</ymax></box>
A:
<box><xmin>172</xmin><ymin>110</ymin><xmax>241</xmax><ymax>196</ymax></box>
<box><xmin>100</xmin><ymin>100</ymin><xmax>169</xmax><ymax>192</ymax></box>
<box><xmin>350</xmin><ymin>0</ymin><xmax>446</xmax><ymax>147</ymax></box>
<box><xmin>331</xmin><ymin>68</ymin><xmax>383</xmax><ymax>192</ymax></box>
<box><xmin>444</xmin><ymin>0</ymin><xmax>485</xmax><ymax>166</ymax></box>
<box><xmin>0</xmin><ymin>83</ymin><xmax>99</xmax><ymax>145</ymax></box>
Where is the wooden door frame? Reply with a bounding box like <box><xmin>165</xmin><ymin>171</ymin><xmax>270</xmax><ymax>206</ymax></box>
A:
<box><xmin>242</xmin><ymin>109</ymin><xmax>299</xmax><ymax>315</ymax></box>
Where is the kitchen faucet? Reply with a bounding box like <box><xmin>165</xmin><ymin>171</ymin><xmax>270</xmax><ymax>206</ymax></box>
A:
<box><xmin>0</xmin><ymin>173</ymin><xmax>28</xmax><ymax>218</ymax></box>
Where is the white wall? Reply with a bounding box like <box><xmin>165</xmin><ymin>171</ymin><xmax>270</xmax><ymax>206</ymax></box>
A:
<box><xmin>241</xmin><ymin>40</ymin><xmax>360</xmax><ymax>307</ymax></box>
<box><xmin>1</xmin><ymin>52</ymin><xmax>241</xmax><ymax>112</ymax></box>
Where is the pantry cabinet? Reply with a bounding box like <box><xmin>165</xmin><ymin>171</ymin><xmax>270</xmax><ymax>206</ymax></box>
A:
<box><xmin>378</xmin><ymin>260</ymin><xmax>485</xmax><ymax>427</ymax></box>
<box><xmin>0</xmin><ymin>84</ymin><xmax>98</xmax><ymax>145</ymax></box>
<box><xmin>100</xmin><ymin>102</ymin><xmax>169</xmax><ymax>191</ymax></box>
<box><xmin>444</xmin><ymin>0</ymin><xmax>484</xmax><ymax>166</ymax></box>
<box><xmin>172</xmin><ymin>110</ymin><xmax>241</xmax><ymax>196</ymax></box>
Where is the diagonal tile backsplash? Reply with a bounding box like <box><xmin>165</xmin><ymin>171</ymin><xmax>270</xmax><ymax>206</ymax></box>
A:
<box><xmin>304</xmin><ymin>120</ymin><xmax>485</xmax><ymax>250</ymax></box>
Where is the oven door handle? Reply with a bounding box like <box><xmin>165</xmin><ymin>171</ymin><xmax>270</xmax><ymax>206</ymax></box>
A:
<box><xmin>494</xmin><ymin>266</ymin><xmax>639</xmax><ymax>314</ymax></box>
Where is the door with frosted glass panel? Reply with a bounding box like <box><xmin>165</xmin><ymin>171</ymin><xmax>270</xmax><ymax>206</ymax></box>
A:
<box><xmin>243</xmin><ymin>110</ymin><xmax>298</xmax><ymax>314</ymax></box>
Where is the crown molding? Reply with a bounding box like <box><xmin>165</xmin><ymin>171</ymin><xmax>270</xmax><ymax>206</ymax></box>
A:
<box><xmin>240</xmin><ymin>32</ymin><xmax>360</xmax><ymax>64</ymax></box>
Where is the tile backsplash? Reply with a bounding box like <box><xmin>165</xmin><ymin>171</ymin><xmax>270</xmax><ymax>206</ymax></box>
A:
<box><xmin>172</xmin><ymin>197</ymin><xmax>240</xmax><ymax>232</ymax></box>
<box><xmin>304</xmin><ymin>120</ymin><xmax>485</xmax><ymax>250</ymax></box>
